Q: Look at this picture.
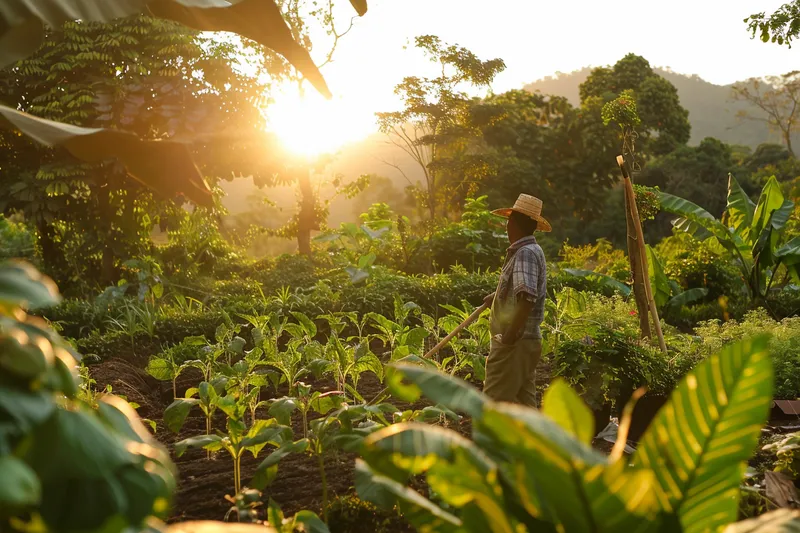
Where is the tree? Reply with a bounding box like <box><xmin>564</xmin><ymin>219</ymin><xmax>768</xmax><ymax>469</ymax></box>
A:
<box><xmin>731</xmin><ymin>72</ymin><xmax>800</xmax><ymax>158</ymax></box>
<box><xmin>376</xmin><ymin>35</ymin><xmax>505</xmax><ymax>221</ymax></box>
<box><xmin>745</xmin><ymin>1</ymin><xmax>800</xmax><ymax>47</ymax></box>
<box><xmin>476</xmin><ymin>90</ymin><xmax>618</xmax><ymax>222</ymax></box>
<box><xmin>579</xmin><ymin>54</ymin><xmax>691</xmax><ymax>157</ymax></box>
<box><xmin>0</xmin><ymin>16</ymin><xmax>267</xmax><ymax>288</ymax></box>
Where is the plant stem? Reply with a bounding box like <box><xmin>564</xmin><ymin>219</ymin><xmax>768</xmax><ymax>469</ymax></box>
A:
<box><xmin>318</xmin><ymin>453</ymin><xmax>328</xmax><ymax>523</ymax></box>
<box><xmin>234</xmin><ymin>453</ymin><xmax>241</xmax><ymax>495</ymax></box>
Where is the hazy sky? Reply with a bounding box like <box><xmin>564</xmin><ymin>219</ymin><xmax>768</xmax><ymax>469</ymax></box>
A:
<box><xmin>268</xmin><ymin>0</ymin><xmax>799</xmax><ymax>153</ymax></box>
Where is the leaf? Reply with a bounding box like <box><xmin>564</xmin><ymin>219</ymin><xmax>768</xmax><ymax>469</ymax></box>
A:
<box><xmin>268</xmin><ymin>397</ymin><xmax>298</xmax><ymax>426</ymax></box>
<box><xmin>290</xmin><ymin>311</ymin><xmax>317</xmax><ymax>338</ymax></box>
<box><xmin>0</xmin><ymin>106</ymin><xmax>213</xmax><ymax>206</ymax></box>
<box><xmin>633</xmin><ymin>335</ymin><xmax>774</xmax><ymax>533</ymax></box>
<box><xmin>721</xmin><ymin>509</ymin><xmax>800</xmax><ymax>532</ymax></box>
<box><xmin>0</xmin><ymin>455</ymin><xmax>41</xmax><ymax>510</ymax></box>
<box><xmin>228</xmin><ymin>336</ymin><xmax>246</xmax><ymax>355</ymax></box>
<box><xmin>355</xmin><ymin>460</ymin><xmax>463</xmax><ymax>533</ymax></box>
<box><xmin>358</xmin><ymin>253</ymin><xmax>377</xmax><ymax>269</ymax></box>
<box><xmin>349</xmin><ymin>0</ymin><xmax>368</xmax><ymax>16</ymax></box>
<box><xmin>542</xmin><ymin>379</ymin><xmax>595</xmax><ymax>445</ymax></box>
<box><xmin>753</xmin><ymin>176</ymin><xmax>787</xmax><ymax>238</ymax></box>
<box><xmin>145</xmin><ymin>357</ymin><xmax>175</xmax><ymax>381</ymax></box>
<box><xmin>345</xmin><ymin>266</ymin><xmax>369</xmax><ymax>284</ymax></box>
<box><xmin>352</xmin><ymin>353</ymin><xmax>385</xmax><ymax>383</ymax></box>
<box><xmin>241</xmin><ymin>422</ymin><xmax>290</xmax><ymax>456</ymax></box>
<box><xmin>251</xmin><ymin>439</ymin><xmax>309</xmax><ymax>490</ymax></box>
<box><xmin>0</xmin><ymin>260</ymin><xmax>60</xmax><ymax>309</ymax></box>
<box><xmin>645</xmin><ymin>246</ymin><xmax>671</xmax><ymax>308</ymax></box>
<box><xmin>726</xmin><ymin>173</ymin><xmax>756</xmax><ymax>243</ymax></box>
<box><xmin>163</xmin><ymin>398</ymin><xmax>200</xmax><ymax>434</ymax></box>
<box><xmin>174</xmin><ymin>435</ymin><xmax>224</xmax><ymax>457</ymax></box>
<box><xmin>388</xmin><ymin>363</ymin><xmax>486</xmax><ymax>420</ymax></box>
<box><xmin>294</xmin><ymin>510</ymin><xmax>331</xmax><ymax>533</ymax></box>
<box><xmin>481</xmin><ymin>403</ymin><xmax>659</xmax><ymax>531</ymax></box>
<box><xmin>659</xmin><ymin>191</ymin><xmax>729</xmax><ymax>243</ymax></box>
<box><xmin>563</xmin><ymin>268</ymin><xmax>631</xmax><ymax>297</ymax></box>
<box><xmin>776</xmin><ymin>236</ymin><xmax>800</xmax><ymax>266</ymax></box>
<box><xmin>665</xmin><ymin>288</ymin><xmax>709</xmax><ymax>310</ymax></box>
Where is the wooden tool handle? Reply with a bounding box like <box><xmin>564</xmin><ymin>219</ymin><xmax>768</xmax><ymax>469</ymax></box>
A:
<box><xmin>423</xmin><ymin>302</ymin><xmax>489</xmax><ymax>359</ymax></box>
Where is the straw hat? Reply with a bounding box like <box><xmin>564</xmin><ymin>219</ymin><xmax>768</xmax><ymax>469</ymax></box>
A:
<box><xmin>491</xmin><ymin>194</ymin><xmax>552</xmax><ymax>233</ymax></box>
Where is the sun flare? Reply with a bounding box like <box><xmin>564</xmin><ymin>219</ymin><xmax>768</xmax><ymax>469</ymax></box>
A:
<box><xmin>267</xmin><ymin>90</ymin><xmax>376</xmax><ymax>158</ymax></box>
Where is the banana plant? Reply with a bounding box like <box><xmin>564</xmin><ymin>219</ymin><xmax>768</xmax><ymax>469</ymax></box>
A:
<box><xmin>660</xmin><ymin>174</ymin><xmax>800</xmax><ymax>303</ymax></box>
<box><xmin>175</xmin><ymin>394</ymin><xmax>294</xmax><ymax>495</ymax></box>
<box><xmin>645</xmin><ymin>245</ymin><xmax>710</xmax><ymax>313</ymax></box>
<box><xmin>356</xmin><ymin>335</ymin><xmax>796</xmax><ymax>532</ymax></box>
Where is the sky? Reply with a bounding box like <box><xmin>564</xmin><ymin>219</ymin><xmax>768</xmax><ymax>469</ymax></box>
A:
<box><xmin>267</xmin><ymin>0</ymin><xmax>799</xmax><ymax>155</ymax></box>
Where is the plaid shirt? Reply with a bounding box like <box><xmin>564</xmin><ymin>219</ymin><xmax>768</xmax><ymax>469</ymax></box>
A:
<box><xmin>491</xmin><ymin>235</ymin><xmax>547</xmax><ymax>340</ymax></box>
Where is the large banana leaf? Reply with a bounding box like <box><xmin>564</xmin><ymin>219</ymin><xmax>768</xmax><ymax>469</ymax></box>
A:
<box><xmin>541</xmin><ymin>379</ymin><xmax>595</xmax><ymax>445</ymax></box>
<box><xmin>726</xmin><ymin>174</ymin><xmax>756</xmax><ymax>245</ymax></box>
<box><xmin>387</xmin><ymin>363</ymin><xmax>486</xmax><ymax>419</ymax></box>
<box><xmin>355</xmin><ymin>460</ymin><xmax>465</xmax><ymax>533</ymax></box>
<box><xmin>480</xmin><ymin>401</ymin><xmax>660</xmax><ymax>532</ymax></box>
<box><xmin>0</xmin><ymin>105</ymin><xmax>213</xmax><ymax>207</ymax></box>
<box><xmin>0</xmin><ymin>0</ymin><xmax>335</xmax><ymax>98</ymax></box>
<box><xmin>664</xmin><ymin>287</ymin><xmax>708</xmax><ymax>311</ymax></box>
<box><xmin>646</xmin><ymin>245</ymin><xmax>671</xmax><ymax>309</ymax></box>
<box><xmin>633</xmin><ymin>335</ymin><xmax>773</xmax><ymax>533</ymax></box>
<box><xmin>752</xmin><ymin>177</ymin><xmax>791</xmax><ymax>238</ymax></box>
<box><xmin>658</xmin><ymin>191</ymin><xmax>730</xmax><ymax>243</ymax></box>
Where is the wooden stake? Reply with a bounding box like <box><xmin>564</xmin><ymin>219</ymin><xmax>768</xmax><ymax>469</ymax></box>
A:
<box><xmin>424</xmin><ymin>302</ymin><xmax>489</xmax><ymax>359</ymax></box>
<box><xmin>617</xmin><ymin>156</ymin><xmax>667</xmax><ymax>354</ymax></box>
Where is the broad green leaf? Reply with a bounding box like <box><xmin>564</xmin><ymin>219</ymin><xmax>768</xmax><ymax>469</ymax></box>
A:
<box><xmin>145</xmin><ymin>357</ymin><xmax>176</xmax><ymax>381</ymax></box>
<box><xmin>563</xmin><ymin>268</ymin><xmax>631</xmax><ymax>296</ymax></box>
<box><xmin>659</xmin><ymin>191</ymin><xmax>730</xmax><ymax>243</ymax></box>
<box><xmin>251</xmin><ymin>439</ymin><xmax>309</xmax><ymax>490</ymax></box>
<box><xmin>645</xmin><ymin>246</ymin><xmax>671</xmax><ymax>308</ymax></box>
<box><xmin>0</xmin><ymin>455</ymin><xmax>40</xmax><ymax>509</ymax></box>
<box><xmin>345</xmin><ymin>266</ymin><xmax>369</xmax><ymax>284</ymax></box>
<box><xmin>542</xmin><ymin>379</ymin><xmax>595</xmax><ymax>445</ymax></box>
<box><xmin>268</xmin><ymin>397</ymin><xmax>298</xmax><ymax>426</ymax></box>
<box><xmin>776</xmin><ymin>236</ymin><xmax>800</xmax><ymax>266</ymax></box>
<box><xmin>665</xmin><ymin>288</ymin><xmax>709</xmax><ymax>310</ymax></box>
<box><xmin>174</xmin><ymin>435</ymin><xmax>224</xmax><ymax>457</ymax></box>
<box><xmin>227</xmin><ymin>336</ymin><xmax>246</xmax><ymax>355</ymax></box>
<box><xmin>726</xmin><ymin>173</ymin><xmax>756</xmax><ymax>243</ymax></box>
<box><xmin>358</xmin><ymin>252</ymin><xmax>377</xmax><ymax>269</ymax></box>
<box><xmin>355</xmin><ymin>460</ymin><xmax>463</xmax><ymax>533</ymax></box>
<box><xmin>388</xmin><ymin>363</ymin><xmax>487</xmax><ymax>419</ymax></box>
<box><xmin>0</xmin><ymin>260</ymin><xmax>60</xmax><ymax>309</ymax></box>
<box><xmin>721</xmin><ymin>509</ymin><xmax>800</xmax><ymax>532</ymax></box>
<box><xmin>481</xmin><ymin>403</ymin><xmax>659</xmax><ymax>532</ymax></box>
<box><xmin>241</xmin><ymin>422</ymin><xmax>289</xmax><ymax>456</ymax></box>
<box><xmin>352</xmin><ymin>353</ymin><xmax>385</xmax><ymax>382</ymax></box>
<box><xmin>293</xmin><ymin>510</ymin><xmax>331</xmax><ymax>533</ymax></box>
<box><xmin>163</xmin><ymin>398</ymin><xmax>200</xmax><ymax>433</ymax></box>
<box><xmin>753</xmin><ymin>176</ymin><xmax>786</xmax><ymax>237</ymax></box>
<box><xmin>290</xmin><ymin>311</ymin><xmax>317</xmax><ymax>338</ymax></box>
<box><xmin>633</xmin><ymin>335</ymin><xmax>773</xmax><ymax>533</ymax></box>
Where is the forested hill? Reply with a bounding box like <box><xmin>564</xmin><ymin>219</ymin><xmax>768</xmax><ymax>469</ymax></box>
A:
<box><xmin>523</xmin><ymin>67</ymin><xmax>793</xmax><ymax>149</ymax></box>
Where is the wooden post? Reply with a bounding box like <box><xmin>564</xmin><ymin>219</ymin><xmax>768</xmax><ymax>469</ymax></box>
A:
<box><xmin>617</xmin><ymin>156</ymin><xmax>667</xmax><ymax>354</ymax></box>
<box><xmin>624</xmin><ymin>183</ymin><xmax>652</xmax><ymax>339</ymax></box>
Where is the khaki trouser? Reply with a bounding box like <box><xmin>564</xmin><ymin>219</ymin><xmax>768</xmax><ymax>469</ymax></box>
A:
<box><xmin>483</xmin><ymin>338</ymin><xmax>542</xmax><ymax>407</ymax></box>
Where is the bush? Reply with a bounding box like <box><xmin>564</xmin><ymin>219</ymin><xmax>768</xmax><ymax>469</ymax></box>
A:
<box><xmin>692</xmin><ymin>309</ymin><xmax>800</xmax><ymax>399</ymax></box>
<box><xmin>0</xmin><ymin>214</ymin><xmax>35</xmax><ymax>261</ymax></box>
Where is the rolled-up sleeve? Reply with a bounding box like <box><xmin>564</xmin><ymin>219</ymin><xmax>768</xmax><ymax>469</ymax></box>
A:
<box><xmin>511</xmin><ymin>247</ymin><xmax>539</xmax><ymax>302</ymax></box>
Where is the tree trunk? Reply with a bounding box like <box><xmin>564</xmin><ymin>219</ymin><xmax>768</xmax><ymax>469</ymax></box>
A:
<box><xmin>97</xmin><ymin>181</ymin><xmax>117</xmax><ymax>285</ymax></box>
<box><xmin>297</xmin><ymin>167</ymin><xmax>314</xmax><ymax>256</ymax></box>
<box><xmin>785</xmin><ymin>130</ymin><xmax>795</xmax><ymax>159</ymax></box>
<box><xmin>624</xmin><ymin>183</ymin><xmax>652</xmax><ymax>339</ymax></box>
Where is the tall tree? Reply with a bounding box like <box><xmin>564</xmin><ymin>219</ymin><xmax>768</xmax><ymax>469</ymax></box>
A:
<box><xmin>376</xmin><ymin>35</ymin><xmax>505</xmax><ymax>221</ymax></box>
<box><xmin>579</xmin><ymin>54</ymin><xmax>691</xmax><ymax>157</ymax></box>
<box><xmin>0</xmin><ymin>15</ymin><xmax>266</xmax><ymax>288</ymax></box>
<box><xmin>731</xmin><ymin>72</ymin><xmax>800</xmax><ymax>158</ymax></box>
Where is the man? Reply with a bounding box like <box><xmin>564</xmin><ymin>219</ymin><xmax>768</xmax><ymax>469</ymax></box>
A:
<box><xmin>483</xmin><ymin>193</ymin><xmax>550</xmax><ymax>407</ymax></box>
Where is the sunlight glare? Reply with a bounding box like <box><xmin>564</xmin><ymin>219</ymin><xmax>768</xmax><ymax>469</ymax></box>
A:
<box><xmin>267</xmin><ymin>90</ymin><xmax>375</xmax><ymax>158</ymax></box>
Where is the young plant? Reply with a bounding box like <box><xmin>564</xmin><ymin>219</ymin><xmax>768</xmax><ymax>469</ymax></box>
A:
<box><xmin>146</xmin><ymin>337</ymin><xmax>206</xmax><ymax>399</ymax></box>
<box><xmin>175</xmin><ymin>393</ymin><xmax>294</xmax><ymax>495</ymax></box>
<box><xmin>367</xmin><ymin>295</ymin><xmax>428</xmax><ymax>359</ymax></box>
<box><xmin>164</xmin><ymin>376</ymin><xmax>229</xmax><ymax>445</ymax></box>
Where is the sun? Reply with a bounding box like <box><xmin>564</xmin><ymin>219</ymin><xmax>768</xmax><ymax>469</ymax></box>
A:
<box><xmin>267</xmin><ymin>89</ymin><xmax>375</xmax><ymax>158</ymax></box>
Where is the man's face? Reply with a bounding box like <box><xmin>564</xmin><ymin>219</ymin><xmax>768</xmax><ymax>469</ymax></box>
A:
<box><xmin>505</xmin><ymin>217</ymin><xmax>516</xmax><ymax>242</ymax></box>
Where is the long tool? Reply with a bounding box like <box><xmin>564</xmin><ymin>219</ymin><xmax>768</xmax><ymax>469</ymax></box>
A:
<box><xmin>423</xmin><ymin>301</ymin><xmax>490</xmax><ymax>359</ymax></box>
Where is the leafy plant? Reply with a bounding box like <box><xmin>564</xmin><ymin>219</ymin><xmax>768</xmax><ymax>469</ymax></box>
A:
<box><xmin>356</xmin><ymin>335</ymin><xmax>793</xmax><ymax>532</ymax></box>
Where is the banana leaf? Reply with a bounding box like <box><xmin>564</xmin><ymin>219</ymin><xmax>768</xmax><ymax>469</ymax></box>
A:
<box><xmin>645</xmin><ymin>246</ymin><xmax>671</xmax><ymax>308</ymax></box>
<box><xmin>0</xmin><ymin>0</ymin><xmax>332</xmax><ymax>98</ymax></box>
<box><xmin>658</xmin><ymin>191</ymin><xmax>730</xmax><ymax>243</ymax></box>
<box><xmin>753</xmin><ymin>177</ymin><xmax>789</xmax><ymax>238</ymax></box>
<box><xmin>633</xmin><ymin>335</ymin><xmax>773</xmax><ymax>533</ymax></box>
<box><xmin>664</xmin><ymin>287</ymin><xmax>708</xmax><ymax>311</ymax></box>
<box><xmin>726</xmin><ymin>173</ymin><xmax>756</xmax><ymax>245</ymax></box>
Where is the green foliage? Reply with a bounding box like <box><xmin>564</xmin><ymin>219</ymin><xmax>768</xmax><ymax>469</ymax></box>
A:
<box><xmin>0</xmin><ymin>215</ymin><xmax>35</xmax><ymax>261</ymax></box>
<box><xmin>601</xmin><ymin>89</ymin><xmax>641</xmax><ymax>129</ymax></box>
<box><xmin>0</xmin><ymin>261</ymin><xmax>177</xmax><ymax>531</ymax></box>
<box><xmin>357</xmin><ymin>336</ymin><xmax>788</xmax><ymax>532</ymax></box>
<box><xmin>746</xmin><ymin>1</ymin><xmax>800</xmax><ymax>46</ymax></box>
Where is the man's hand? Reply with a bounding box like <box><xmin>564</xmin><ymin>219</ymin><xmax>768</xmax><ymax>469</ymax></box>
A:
<box><xmin>483</xmin><ymin>291</ymin><xmax>496</xmax><ymax>307</ymax></box>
